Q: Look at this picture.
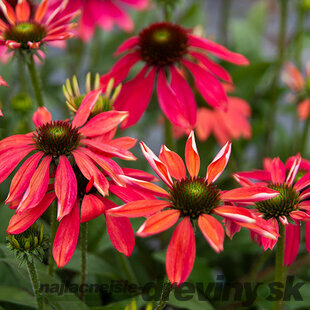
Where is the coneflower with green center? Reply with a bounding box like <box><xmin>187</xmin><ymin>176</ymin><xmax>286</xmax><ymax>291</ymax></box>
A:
<box><xmin>107</xmin><ymin>132</ymin><xmax>279</xmax><ymax>285</ymax></box>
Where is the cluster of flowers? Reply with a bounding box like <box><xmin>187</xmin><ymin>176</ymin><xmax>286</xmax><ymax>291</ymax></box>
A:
<box><xmin>0</xmin><ymin>0</ymin><xmax>310</xmax><ymax>287</ymax></box>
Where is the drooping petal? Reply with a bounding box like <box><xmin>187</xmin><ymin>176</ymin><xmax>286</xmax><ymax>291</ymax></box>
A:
<box><xmin>107</xmin><ymin>199</ymin><xmax>171</xmax><ymax>217</ymax></box>
<box><xmin>198</xmin><ymin>214</ymin><xmax>224</xmax><ymax>253</ymax></box>
<box><xmin>284</xmin><ymin>222</ymin><xmax>300</xmax><ymax>266</ymax></box>
<box><xmin>16</xmin><ymin>155</ymin><xmax>52</xmax><ymax>213</ymax></box>
<box><xmin>80</xmin><ymin>194</ymin><xmax>106</xmax><ymax>223</ymax></box>
<box><xmin>140</xmin><ymin>141</ymin><xmax>173</xmax><ymax>187</ymax></box>
<box><xmin>270</xmin><ymin>157</ymin><xmax>286</xmax><ymax>184</ymax></box>
<box><xmin>166</xmin><ymin>217</ymin><xmax>196</xmax><ymax>285</ymax></box>
<box><xmin>159</xmin><ymin>145</ymin><xmax>186</xmax><ymax>181</ymax></box>
<box><xmin>223</xmin><ymin>218</ymin><xmax>241</xmax><ymax>240</ymax></box>
<box><xmin>32</xmin><ymin>107</ymin><xmax>52</xmax><ymax>127</ymax></box>
<box><xmin>206</xmin><ymin>141</ymin><xmax>231</xmax><ymax>184</ymax></box>
<box><xmin>7</xmin><ymin>192</ymin><xmax>56</xmax><ymax>234</ymax></box>
<box><xmin>55</xmin><ymin>155</ymin><xmax>77</xmax><ymax>221</ymax></box>
<box><xmin>72</xmin><ymin>89</ymin><xmax>102</xmax><ymax>128</ymax></box>
<box><xmin>53</xmin><ymin>200</ymin><xmax>80</xmax><ymax>268</ymax></box>
<box><xmin>137</xmin><ymin>210</ymin><xmax>181</xmax><ymax>237</ymax></box>
<box><xmin>185</xmin><ymin>131</ymin><xmax>200</xmax><ymax>178</ymax></box>
<box><xmin>114</xmin><ymin>36</ymin><xmax>139</xmax><ymax>55</ymax></box>
<box><xmin>213</xmin><ymin>205</ymin><xmax>255</xmax><ymax>223</ymax></box>
<box><xmin>221</xmin><ymin>186</ymin><xmax>279</xmax><ymax>202</ymax></box>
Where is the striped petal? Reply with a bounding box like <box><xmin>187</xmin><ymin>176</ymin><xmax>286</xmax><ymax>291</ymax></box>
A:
<box><xmin>286</xmin><ymin>154</ymin><xmax>301</xmax><ymax>186</ymax></box>
<box><xmin>185</xmin><ymin>131</ymin><xmax>200</xmax><ymax>178</ymax></box>
<box><xmin>0</xmin><ymin>0</ymin><xmax>16</xmax><ymax>25</ymax></box>
<box><xmin>213</xmin><ymin>205</ymin><xmax>255</xmax><ymax>223</ymax></box>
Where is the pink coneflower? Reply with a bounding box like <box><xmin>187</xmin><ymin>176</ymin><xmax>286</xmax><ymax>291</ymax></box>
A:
<box><xmin>100</xmin><ymin>22</ymin><xmax>249</xmax><ymax>130</ymax></box>
<box><xmin>0</xmin><ymin>0</ymin><xmax>76</xmax><ymax>51</ymax></box>
<box><xmin>282</xmin><ymin>61</ymin><xmax>310</xmax><ymax>120</ymax></box>
<box><xmin>0</xmin><ymin>74</ymin><xmax>8</xmax><ymax>116</ymax></box>
<box><xmin>234</xmin><ymin>155</ymin><xmax>310</xmax><ymax>265</ymax></box>
<box><xmin>49</xmin><ymin>0</ymin><xmax>149</xmax><ymax>41</ymax></box>
<box><xmin>1</xmin><ymin>92</ymin><xmax>138</xmax><ymax>266</ymax></box>
<box><xmin>107</xmin><ymin>132</ymin><xmax>278</xmax><ymax>285</ymax></box>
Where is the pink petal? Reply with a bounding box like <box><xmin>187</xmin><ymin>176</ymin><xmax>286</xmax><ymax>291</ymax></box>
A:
<box><xmin>294</xmin><ymin>171</ymin><xmax>310</xmax><ymax>192</ymax></box>
<box><xmin>72</xmin><ymin>89</ymin><xmax>102</xmax><ymax>128</ymax></box>
<box><xmin>121</xmin><ymin>167</ymin><xmax>157</xmax><ymax>182</ymax></box>
<box><xmin>185</xmin><ymin>131</ymin><xmax>200</xmax><ymax>178</ymax></box>
<box><xmin>110</xmin><ymin>184</ymin><xmax>154</xmax><ymax>202</ymax></box>
<box><xmin>213</xmin><ymin>205</ymin><xmax>255</xmax><ymax>223</ymax></box>
<box><xmin>290</xmin><ymin>210</ymin><xmax>310</xmax><ymax>221</ymax></box>
<box><xmin>166</xmin><ymin>217</ymin><xmax>196</xmax><ymax>285</ymax></box>
<box><xmin>53</xmin><ymin>200</ymin><xmax>80</xmax><ymax>268</ymax></box>
<box><xmin>198</xmin><ymin>214</ymin><xmax>224</xmax><ymax>253</ymax></box>
<box><xmin>223</xmin><ymin>218</ymin><xmax>241</xmax><ymax>240</ymax></box>
<box><xmin>306</xmin><ymin>220</ymin><xmax>310</xmax><ymax>253</ymax></box>
<box><xmin>270</xmin><ymin>157</ymin><xmax>286</xmax><ymax>184</ymax></box>
<box><xmin>159</xmin><ymin>145</ymin><xmax>186</xmax><ymax>181</ymax></box>
<box><xmin>32</xmin><ymin>107</ymin><xmax>52</xmax><ymax>127</ymax></box>
<box><xmin>34</xmin><ymin>0</ymin><xmax>48</xmax><ymax>22</ymax></box>
<box><xmin>80</xmin><ymin>194</ymin><xmax>106</xmax><ymax>223</ymax></box>
<box><xmin>114</xmin><ymin>36</ymin><xmax>139</xmax><ymax>55</ymax></box>
<box><xmin>55</xmin><ymin>155</ymin><xmax>77</xmax><ymax>221</ymax></box>
<box><xmin>0</xmin><ymin>135</ymin><xmax>33</xmax><ymax>152</ymax></box>
<box><xmin>233</xmin><ymin>170</ymin><xmax>271</xmax><ymax>182</ymax></box>
<box><xmin>16</xmin><ymin>0</ymin><xmax>30</xmax><ymax>22</ymax></box>
<box><xmin>7</xmin><ymin>192</ymin><xmax>56</xmax><ymax>234</ymax></box>
<box><xmin>284</xmin><ymin>222</ymin><xmax>300</xmax><ymax>266</ymax></box>
<box><xmin>140</xmin><ymin>141</ymin><xmax>173</xmax><ymax>187</ymax></box>
<box><xmin>206</xmin><ymin>141</ymin><xmax>231</xmax><ymax>184</ymax></box>
<box><xmin>0</xmin><ymin>0</ymin><xmax>16</xmax><ymax>24</ymax></box>
<box><xmin>0</xmin><ymin>75</ymin><xmax>8</xmax><ymax>87</ymax></box>
<box><xmin>107</xmin><ymin>199</ymin><xmax>171</xmax><ymax>217</ymax></box>
<box><xmin>286</xmin><ymin>154</ymin><xmax>301</xmax><ymax>186</ymax></box>
<box><xmin>137</xmin><ymin>210</ymin><xmax>180</xmax><ymax>237</ymax></box>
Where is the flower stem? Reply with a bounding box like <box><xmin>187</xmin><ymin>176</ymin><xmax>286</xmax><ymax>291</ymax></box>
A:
<box><xmin>26</xmin><ymin>257</ymin><xmax>43</xmax><ymax>310</ymax></box>
<box><xmin>273</xmin><ymin>224</ymin><xmax>286</xmax><ymax>310</ymax></box>
<box><xmin>17</xmin><ymin>51</ymin><xmax>27</xmax><ymax>93</ymax></box>
<box><xmin>48</xmin><ymin>203</ymin><xmax>57</xmax><ymax>277</ymax></box>
<box><xmin>295</xmin><ymin>1</ymin><xmax>305</xmax><ymax>69</ymax></box>
<box><xmin>219</xmin><ymin>0</ymin><xmax>232</xmax><ymax>46</ymax></box>
<box><xmin>164</xmin><ymin>116</ymin><xmax>174</xmax><ymax>150</ymax></box>
<box><xmin>300</xmin><ymin>117</ymin><xmax>310</xmax><ymax>155</ymax></box>
<box><xmin>265</xmin><ymin>0</ymin><xmax>288</xmax><ymax>155</ymax></box>
<box><xmin>154</xmin><ymin>280</ymin><xmax>172</xmax><ymax>310</ymax></box>
<box><xmin>79</xmin><ymin>222</ymin><xmax>88</xmax><ymax>301</ymax></box>
<box><xmin>117</xmin><ymin>251</ymin><xmax>138</xmax><ymax>284</ymax></box>
<box><xmin>26</xmin><ymin>54</ymin><xmax>44</xmax><ymax>107</ymax></box>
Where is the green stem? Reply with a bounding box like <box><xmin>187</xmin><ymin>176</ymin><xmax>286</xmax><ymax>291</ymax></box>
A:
<box><xmin>265</xmin><ymin>0</ymin><xmax>288</xmax><ymax>155</ymax></box>
<box><xmin>154</xmin><ymin>280</ymin><xmax>173</xmax><ymax>310</ymax></box>
<box><xmin>26</xmin><ymin>257</ymin><xmax>43</xmax><ymax>310</ymax></box>
<box><xmin>79</xmin><ymin>222</ymin><xmax>88</xmax><ymax>301</ymax></box>
<box><xmin>164</xmin><ymin>116</ymin><xmax>174</xmax><ymax>150</ymax></box>
<box><xmin>17</xmin><ymin>51</ymin><xmax>27</xmax><ymax>93</ymax></box>
<box><xmin>273</xmin><ymin>224</ymin><xmax>286</xmax><ymax>310</ymax></box>
<box><xmin>117</xmin><ymin>251</ymin><xmax>138</xmax><ymax>285</ymax></box>
<box><xmin>48</xmin><ymin>203</ymin><xmax>57</xmax><ymax>277</ymax></box>
<box><xmin>219</xmin><ymin>0</ymin><xmax>232</xmax><ymax>46</ymax></box>
<box><xmin>295</xmin><ymin>1</ymin><xmax>305</xmax><ymax>69</ymax></box>
<box><xmin>26</xmin><ymin>54</ymin><xmax>44</xmax><ymax>107</ymax></box>
<box><xmin>164</xmin><ymin>5</ymin><xmax>172</xmax><ymax>22</ymax></box>
<box><xmin>300</xmin><ymin>117</ymin><xmax>310</xmax><ymax>155</ymax></box>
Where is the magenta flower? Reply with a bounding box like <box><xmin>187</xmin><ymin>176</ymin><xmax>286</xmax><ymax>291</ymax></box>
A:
<box><xmin>100</xmin><ymin>22</ymin><xmax>249</xmax><ymax>130</ymax></box>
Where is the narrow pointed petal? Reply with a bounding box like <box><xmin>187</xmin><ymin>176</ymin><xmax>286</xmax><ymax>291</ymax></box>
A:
<box><xmin>233</xmin><ymin>170</ymin><xmax>271</xmax><ymax>182</ymax></box>
<box><xmin>72</xmin><ymin>89</ymin><xmax>102</xmax><ymax>128</ymax></box>
<box><xmin>6</xmin><ymin>152</ymin><xmax>43</xmax><ymax>203</ymax></box>
<box><xmin>213</xmin><ymin>205</ymin><xmax>255</xmax><ymax>223</ymax></box>
<box><xmin>32</xmin><ymin>107</ymin><xmax>52</xmax><ymax>127</ymax></box>
<box><xmin>53</xmin><ymin>200</ymin><xmax>80</xmax><ymax>268</ymax></box>
<box><xmin>137</xmin><ymin>210</ymin><xmax>181</xmax><ymax>237</ymax></box>
<box><xmin>0</xmin><ymin>0</ymin><xmax>16</xmax><ymax>25</ymax></box>
<box><xmin>270</xmin><ymin>157</ymin><xmax>286</xmax><ymax>184</ymax></box>
<box><xmin>140</xmin><ymin>141</ymin><xmax>173</xmax><ymax>187</ymax></box>
<box><xmin>16</xmin><ymin>0</ymin><xmax>30</xmax><ymax>22</ymax></box>
<box><xmin>286</xmin><ymin>154</ymin><xmax>301</xmax><ymax>186</ymax></box>
<box><xmin>284</xmin><ymin>222</ymin><xmax>300</xmax><ymax>266</ymax></box>
<box><xmin>17</xmin><ymin>155</ymin><xmax>52</xmax><ymax>213</ymax></box>
<box><xmin>294</xmin><ymin>171</ymin><xmax>310</xmax><ymax>192</ymax></box>
<box><xmin>121</xmin><ymin>168</ymin><xmax>158</xmax><ymax>182</ymax></box>
<box><xmin>185</xmin><ymin>131</ymin><xmax>200</xmax><ymax>178</ymax></box>
<box><xmin>80</xmin><ymin>194</ymin><xmax>106</xmax><ymax>223</ymax></box>
<box><xmin>233</xmin><ymin>173</ymin><xmax>254</xmax><ymax>187</ymax></box>
<box><xmin>206</xmin><ymin>142</ymin><xmax>231</xmax><ymax>184</ymax></box>
<box><xmin>166</xmin><ymin>217</ymin><xmax>196</xmax><ymax>286</ymax></box>
<box><xmin>290</xmin><ymin>210</ymin><xmax>310</xmax><ymax>221</ymax></box>
<box><xmin>221</xmin><ymin>186</ymin><xmax>279</xmax><ymax>202</ymax></box>
<box><xmin>159</xmin><ymin>145</ymin><xmax>186</xmax><ymax>181</ymax></box>
<box><xmin>107</xmin><ymin>199</ymin><xmax>171</xmax><ymax>217</ymax></box>
<box><xmin>55</xmin><ymin>155</ymin><xmax>77</xmax><ymax>221</ymax></box>
<box><xmin>79</xmin><ymin>111</ymin><xmax>128</xmax><ymax>137</ymax></box>
<box><xmin>114</xmin><ymin>36</ymin><xmax>139</xmax><ymax>55</ymax></box>
<box><xmin>0</xmin><ymin>75</ymin><xmax>8</xmax><ymax>87</ymax></box>
<box><xmin>7</xmin><ymin>192</ymin><xmax>56</xmax><ymax>234</ymax></box>
<box><xmin>34</xmin><ymin>0</ymin><xmax>48</xmax><ymax>22</ymax></box>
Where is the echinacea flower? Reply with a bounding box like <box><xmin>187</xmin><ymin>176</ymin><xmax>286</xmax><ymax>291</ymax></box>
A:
<box><xmin>0</xmin><ymin>74</ymin><xmax>8</xmax><ymax>116</ymax></box>
<box><xmin>282</xmin><ymin>61</ymin><xmax>310</xmax><ymax>120</ymax></box>
<box><xmin>234</xmin><ymin>155</ymin><xmax>310</xmax><ymax>265</ymax></box>
<box><xmin>0</xmin><ymin>0</ymin><xmax>76</xmax><ymax>51</ymax></box>
<box><xmin>107</xmin><ymin>132</ymin><xmax>279</xmax><ymax>285</ymax></box>
<box><xmin>49</xmin><ymin>0</ymin><xmax>149</xmax><ymax>41</ymax></box>
<box><xmin>100</xmin><ymin>22</ymin><xmax>249</xmax><ymax>130</ymax></box>
<box><xmin>1</xmin><ymin>93</ymin><xmax>137</xmax><ymax>266</ymax></box>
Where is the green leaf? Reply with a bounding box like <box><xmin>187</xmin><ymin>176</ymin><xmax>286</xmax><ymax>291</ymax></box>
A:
<box><xmin>0</xmin><ymin>286</ymin><xmax>36</xmax><ymax>308</ymax></box>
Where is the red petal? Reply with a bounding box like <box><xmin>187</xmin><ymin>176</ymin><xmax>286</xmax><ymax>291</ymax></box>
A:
<box><xmin>80</xmin><ymin>194</ymin><xmax>106</xmax><ymax>223</ymax></box>
<box><xmin>286</xmin><ymin>154</ymin><xmax>301</xmax><ymax>186</ymax></box>
<box><xmin>34</xmin><ymin>0</ymin><xmax>47</xmax><ymax>22</ymax></box>
<box><xmin>0</xmin><ymin>0</ymin><xmax>16</xmax><ymax>24</ymax></box>
<box><xmin>166</xmin><ymin>217</ymin><xmax>196</xmax><ymax>285</ymax></box>
<box><xmin>185</xmin><ymin>131</ymin><xmax>200</xmax><ymax>177</ymax></box>
<box><xmin>16</xmin><ymin>0</ymin><xmax>30</xmax><ymax>22</ymax></box>
<box><xmin>32</xmin><ymin>107</ymin><xmax>52</xmax><ymax>127</ymax></box>
<box><xmin>294</xmin><ymin>171</ymin><xmax>310</xmax><ymax>192</ymax></box>
<box><xmin>284</xmin><ymin>222</ymin><xmax>300</xmax><ymax>265</ymax></box>
<box><xmin>270</xmin><ymin>157</ymin><xmax>286</xmax><ymax>184</ymax></box>
<box><xmin>213</xmin><ymin>205</ymin><xmax>255</xmax><ymax>223</ymax></box>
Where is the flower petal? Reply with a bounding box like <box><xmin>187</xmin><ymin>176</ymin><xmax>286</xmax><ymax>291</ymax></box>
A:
<box><xmin>270</xmin><ymin>157</ymin><xmax>286</xmax><ymax>184</ymax></box>
<box><xmin>32</xmin><ymin>107</ymin><xmax>52</xmax><ymax>127</ymax></box>
<box><xmin>166</xmin><ymin>217</ymin><xmax>196</xmax><ymax>285</ymax></box>
<box><xmin>137</xmin><ymin>210</ymin><xmax>181</xmax><ymax>237</ymax></box>
<box><xmin>0</xmin><ymin>0</ymin><xmax>16</xmax><ymax>25</ymax></box>
<box><xmin>294</xmin><ymin>171</ymin><xmax>310</xmax><ymax>192</ymax></box>
<box><xmin>53</xmin><ymin>200</ymin><xmax>80</xmax><ymax>268</ymax></box>
<box><xmin>34</xmin><ymin>0</ymin><xmax>48</xmax><ymax>22</ymax></box>
<box><xmin>80</xmin><ymin>194</ymin><xmax>106</xmax><ymax>223</ymax></box>
<box><xmin>114</xmin><ymin>36</ymin><xmax>139</xmax><ymax>55</ymax></box>
<box><xmin>286</xmin><ymin>154</ymin><xmax>301</xmax><ymax>186</ymax></box>
<box><xmin>16</xmin><ymin>0</ymin><xmax>30</xmax><ymax>22</ymax></box>
<box><xmin>213</xmin><ymin>205</ymin><xmax>255</xmax><ymax>223</ymax></box>
<box><xmin>284</xmin><ymin>222</ymin><xmax>300</xmax><ymax>266</ymax></box>
<box><xmin>185</xmin><ymin>131</ymin><xmax>200</xmax><ymax>178</ymax></box>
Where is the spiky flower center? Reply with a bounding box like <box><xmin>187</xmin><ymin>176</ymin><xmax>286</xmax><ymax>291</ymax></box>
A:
<box><xmin>4</xmin><ymin>22</ymin><xmax>46</xmax><ymax>48</ymax></box>
<box><xmin>255</xmin><ymin>183</ymin><xmax>300</xmax><ymax>220</ymax></box>
<box><xmin>138</xmin><ymin>22</ymin><xmax>188</xmax><ymax>66</ymax></box>
<box><xmin>33</xmin><ymin>121</ymin><xmax>81</xmax><ymax>156</ymax></box>
<box><xmin>169</xmin><ymin>177</ymin><xmax>221</xmax><ymax>219</ymax></box>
